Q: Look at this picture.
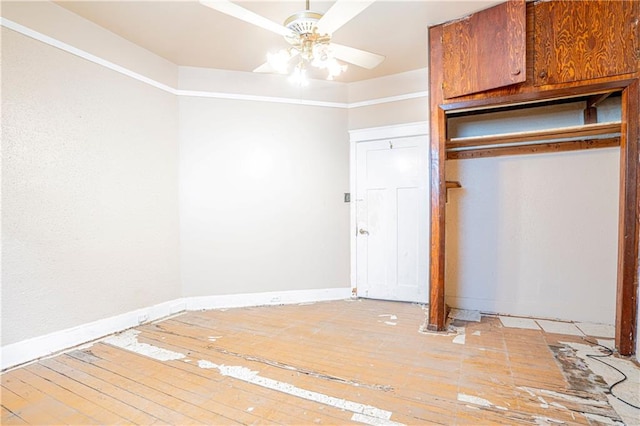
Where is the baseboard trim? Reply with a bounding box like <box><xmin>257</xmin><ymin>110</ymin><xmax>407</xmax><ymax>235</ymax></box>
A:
<box><xmin>1</xmin><ymin>287</ymin><xmax>351</xmax><ymax>371</ymax></box>
<box><xmin>185</xmin><ymin>287</ymin><xmax>352</xmax><ymax>311</ymax></box>
<box><xmin>0</xmin><ymin>299</ymin><xmax>185</xmax><ymax>371</ymax></box>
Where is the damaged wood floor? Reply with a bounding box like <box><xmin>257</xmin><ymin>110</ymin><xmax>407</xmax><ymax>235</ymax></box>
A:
<box><xmin>1</xmin><ymin>299</ymin><xmax>637</xmax><ymax>425</ymax></box>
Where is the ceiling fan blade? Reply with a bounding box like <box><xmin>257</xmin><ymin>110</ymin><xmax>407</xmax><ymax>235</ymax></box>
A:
<box><xmin>316</xmin><ymin>0</ymin><xmax>376</xmax><ymax>35</ymax></box>
<box><xmin>330</xmin><ymin>43</ymin><xmax>385</xmax><ymax>69</ymax></box>
<box><xmin>199</xmin><ymin>0</ymin><xmax>294</xmax><ymax>37</ymax></box>
<box><xmin>253</xmin><ymin>62</ymin><xmax>275</xmax><ymax>73</ymax></box>
<box><xmin>253</xmin><ymin>50</ymin><xmax>299</xmax><ymax>74</ymax></box>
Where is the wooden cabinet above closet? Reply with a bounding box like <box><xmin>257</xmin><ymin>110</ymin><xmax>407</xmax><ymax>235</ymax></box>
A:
<box><xmin>534</xmin><ymin>0</ymin><xmax>640</xmax><ymax>86</ymax></box>
<box><xmin>442</xmin><ymin>0</ymin><xmax>526</xmax><ymax>98</ymax></box>
<box><xmin>440</xmin><ymin>0</ymin><xmax>640</xmax><ymax>101</ymax></box>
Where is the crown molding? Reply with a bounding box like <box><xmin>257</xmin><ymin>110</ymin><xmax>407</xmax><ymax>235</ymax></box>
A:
<box><xmin>1</xmin><ymin>17</ymin><xmax>427</xmax><ymax>109</ymax></box>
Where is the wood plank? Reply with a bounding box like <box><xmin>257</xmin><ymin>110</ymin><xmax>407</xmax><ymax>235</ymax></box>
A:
<box><xmin>586</xmin><ymin>92</ymin><xmax>613</xmax><ymax>109</ymax></box>
<box><xmin>446</xmin><ymin>121</ymin><xmax>621</xmax><ymax>149</ymax></box>
<box><xmin>1</xmin><ymin>373</ymin><xmax>96</xmax><ymax>424</ymax></box>
<box><xmin>140</xmin><ymin>318</ymin><xmax>458</xmax><ymax>400</ymax></box>
<box><xmin>534</xmin><ymin>0</ymin><xmax>639</xmax><ymax>86</ymax></box>
<box><xmin>442</xmin><ymin>0</ymin><xmax>526</xmax><ymax>98</ymax></box>
<box><xmin>447</xmin><ymin>137</ymin><xmax>620</xmax><ymax>160</ymax></box>
<box><xmin>0</xmin><ymin>406</ymin><xmax>28</xmax><ymax>425</ymax></box>
<box><xmin>87</xmin><ymin>341</ymin><xmax>410</xmax><ymax>425</ymax></box>
<box><xmin>616</xmin><ymin>79</ymin><xmax>640</xmax><ymax>356</ymax></box>
<box><xmin>27</xmin><ymin>360</ymin><xmax>161</xmax><ymax>425</ymax></box>
<box><xmin>80</xmin><ymin>343</ymin><xmax>343</xmax><ymax>425</ymax></box>
<box><xmin>1</xmin><ymin>300</ymin><xmax>631</xmax><ymax>424</ymax></box>
<box><xmin>583</xmin><ymin>106</ymin><xmax>598</xmax><ymax>124</ymax></box>
<box><xmin>429</xmin><ymin>23</ymin><xmax>448</xmax><ymax>332</ymax></box>
<box><xmin>13</xmin><ymin>366</ymin><xmax>129</xmax><ymax>425</ymax></box>
<box><xmin>42</xmin><ymin>355</ymin><xmax>199</xmax><ymax>425</ymax></box>
<box><xmin>102</xmin><ymin>322</ymin><xmax>395</xmax><ymax>425</ymax></box>
<box><xmin>55</xmin><ymin>352</ymin><xmax>233</xmax><ymax>425</ymax></box>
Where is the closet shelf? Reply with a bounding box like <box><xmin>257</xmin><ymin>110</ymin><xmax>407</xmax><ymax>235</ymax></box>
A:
<box><xmin>447</xmin><ymin>121</ymin><xmax>621</xmax><ymax>150</ymax></box>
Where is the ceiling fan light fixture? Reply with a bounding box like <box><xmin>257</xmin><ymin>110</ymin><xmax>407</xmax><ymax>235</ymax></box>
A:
<box><xmin>326</xmin><ymin>58</ymin><xmax>347</xmax><ymax>80</ymax></box>
<box><xmin>201</xmin><ymin>0</ymin><xmax>385</xmax><ymax>84</ymax></box>
<box><xmin>288</xmin><ymin>63</ymin><xmax>309</xmax><ymax>87</ymax></box>
<box><xmin>311</xmin><ymin>44</ymin><xmax>346</xmax><ymax>80</ymax></box>
<box><xmin>267</xmin><ymin>49</ymin><xmax>293</xmax><ymax>74</ymax></box>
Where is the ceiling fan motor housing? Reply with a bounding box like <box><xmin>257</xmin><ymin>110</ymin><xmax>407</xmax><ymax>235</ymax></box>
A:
<box><xmin>284</xmin><ymin>10</ymin><xmax>331</xmax><ymax>62</ymax></box>
<box><xmin>284</xmin><ymin>11</ymin><xmax>323</xmax><ymax>35</ymax></box>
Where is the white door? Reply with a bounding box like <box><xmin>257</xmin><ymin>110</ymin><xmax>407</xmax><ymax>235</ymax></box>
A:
<box><xmin>355</xmin><ymin>136</ymin><xmax>429</xmax><ymax>303</ymax></box>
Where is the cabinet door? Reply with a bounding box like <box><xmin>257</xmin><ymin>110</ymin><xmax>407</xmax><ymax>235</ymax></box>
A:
<box><xmin>442</xmin><ymin>0</ymin><xmax>526</xmax><ymax>99</ymax></box>
<box><xmin>534</xmin><ymin>0</ymin><xmax>640</xmax><ymax>86</ymax></box>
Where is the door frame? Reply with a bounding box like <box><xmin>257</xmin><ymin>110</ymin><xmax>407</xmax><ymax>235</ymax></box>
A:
<box><xmin>348</xmin><ymin>121</ymin><xmax>429</xmax><ymax>298</ymax></box>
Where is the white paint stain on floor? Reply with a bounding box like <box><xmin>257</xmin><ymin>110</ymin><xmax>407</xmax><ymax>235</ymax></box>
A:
<box><xmin>457</xmin><ymin>393</ymin><xmax>493</xmax><ymax>407</ymax></box>
<box><xmin>560</xmin><ymin>341</ymin><xmax>640</xmax><ymax>426</ymax></box>
<box><xmin>104</xmin><ymin>330</ymin><xmax>185</xmax><ymax>361</ymax></box>
<box><xmin>198</xmin><ymin>360</ymin><xmax>403</xmax><ymax>425</ymax></box>
<box><xmin>378</xmin><ymin>314</ymin><xmax>398</xmax><ymax>326</ymax></box>
<box><xmin>518</xmin><ymin>386</ymin><xmax>608</xmax><ymax>407</ymax></box>
<box><xmin>106</xmin><ymin>330</ymin><xmax>404</xmax><ymax>426</ymax></box>
<box><xmin>532</xmin><ymin>415</ymin><xmax>566</xmax><ymax>425</ymax></box>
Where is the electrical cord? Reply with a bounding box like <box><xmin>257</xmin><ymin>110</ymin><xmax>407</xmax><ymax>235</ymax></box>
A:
<box><xmin>581</xmin><ymin>337</ymin><xmax>640</xmax><ymax>410</ymax></box>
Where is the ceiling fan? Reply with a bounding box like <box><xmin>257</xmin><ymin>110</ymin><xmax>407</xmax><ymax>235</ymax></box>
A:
<box><xmin>199</xmin><ymin>0</ymin><xmax>385</xmax><ymax>84</ymax></box>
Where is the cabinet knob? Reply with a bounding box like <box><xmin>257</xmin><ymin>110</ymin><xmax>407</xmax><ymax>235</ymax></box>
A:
<box><xmin>511</xmin><ymin>69</ymin><xmax>521</xmax><ymax>76</ymax></box>
<box><xmin>539</xmin><ymin>70</ymin><xmax>547</xmax><ymax>79</ymax></box>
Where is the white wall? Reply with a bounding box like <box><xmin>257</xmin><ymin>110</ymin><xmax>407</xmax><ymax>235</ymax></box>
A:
<box><xmin>179</xmin><ymin>83</ymin><xmax>350</xmax><ymax>296</ymax></box>
<box><xmin>347</xmin><ymin>69</ymin><xmax>428</xmax><ymax>130</ymax></box>
<box><xmin>445</xmin><ymin>149</ymin><xmax>620</xmax><ymax>323</ymax></box>
<box><xmin>2</xmin><ymin>27</ymin><xmax>180</xmax><ymax>345</ymax></box>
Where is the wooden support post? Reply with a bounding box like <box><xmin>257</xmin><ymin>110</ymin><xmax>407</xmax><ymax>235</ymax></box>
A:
<box><xmin>428</xmin><ymin>24</ymin><xmax>447</xmax><ymax>331</ymax></box>
<box><xmin>583</xmin><ymin>106</ymin><xmax>598</xmax><ymax>124</ymax></box>
<box><xmin>615</xmin><ymin>80</ymin><xmax>639</xmax><ymax>356</ymax></box>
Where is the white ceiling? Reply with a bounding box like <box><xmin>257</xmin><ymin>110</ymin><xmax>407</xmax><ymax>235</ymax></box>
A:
<box><xmin>54</xmin><ymin>0</ymin><xmax>502</xmax><ymax>83</ymax></box>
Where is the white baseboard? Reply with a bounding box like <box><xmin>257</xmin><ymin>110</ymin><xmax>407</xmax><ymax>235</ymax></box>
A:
<box><xmin>1</xmin><ymin>287</ymin><xmax>351</xmax><ymax>371</ymax></box>
<box><xmin>184</xmin><ymin>287</ymin><xmax>352</xmax><ymax>311</ymax></box>
<box><xmin>0</xmin><ymin>299</ymin><xmax>184</xmax><ymax>371</ymax></box>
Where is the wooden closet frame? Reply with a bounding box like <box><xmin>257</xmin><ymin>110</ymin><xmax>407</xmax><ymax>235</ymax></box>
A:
<box><xmin>428</xmin><ymin>24</ymin><xmax>639</xmax><ymax>355</ymax></box>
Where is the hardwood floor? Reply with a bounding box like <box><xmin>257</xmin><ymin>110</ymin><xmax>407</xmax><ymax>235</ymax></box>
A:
<box><xmin>1</xmin><ymin>299</ymin><xmax>633</xmax><ymax>425</ymax></box>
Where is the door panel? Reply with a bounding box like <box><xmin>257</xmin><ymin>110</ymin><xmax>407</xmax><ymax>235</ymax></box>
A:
<box><xmin>397</xmin><ymin>187</ymin><xmax>419</xmax><ymax>292</ymax></box>
<box><xmin>442</xmin><ymin>0</ymin><xmax>526</xmax><ymax>98</ymax></box>
<box><xmin>534</xmin><ymin>0</ymin><xmax>639</xmax><ymax>86</ymax></box>
<box><xmin>355</xmin><ymin>136</ymin><xmax>428</xmax><ymax>303</ymax></box>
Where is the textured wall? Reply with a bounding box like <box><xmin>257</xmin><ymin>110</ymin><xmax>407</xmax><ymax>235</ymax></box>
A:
<box><xmin>179</xmin><ymin>95</ymin><xmax>350</xmax><ymax>297</ymax></box>
<box><xmin>1</xmin><ymin>28</ymin><xmax>180</xmax><ymax>345</ymax></box>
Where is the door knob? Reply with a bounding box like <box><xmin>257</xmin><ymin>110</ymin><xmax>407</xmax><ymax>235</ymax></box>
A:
<box><xmin>359</xmin><ymin>228</ymin><xmax>369</xmax><ymax>235</ymax></box>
